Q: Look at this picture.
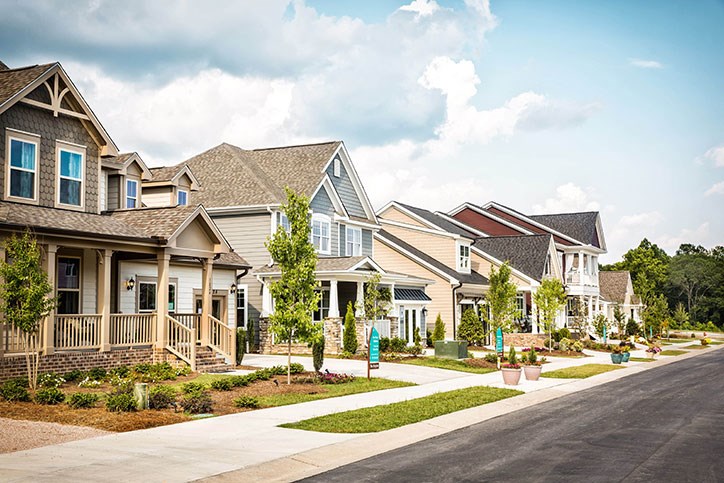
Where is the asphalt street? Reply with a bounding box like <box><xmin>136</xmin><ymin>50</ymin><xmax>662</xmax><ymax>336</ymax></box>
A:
<box><xmin>301</xmin><ymin>350</ymin><xmax>724</xmax><ymax>483</ymax></box>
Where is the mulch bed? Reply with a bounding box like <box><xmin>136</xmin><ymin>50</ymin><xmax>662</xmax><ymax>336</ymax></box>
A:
<box><xmin>462</xmin><ymin>358</ymin><xmax>498</xmax><ymax>369</ymax></box>
<box><xmin>537</xmin><ymin>349</ymin><xmax>589</xmax><ymax>358</ymax></box>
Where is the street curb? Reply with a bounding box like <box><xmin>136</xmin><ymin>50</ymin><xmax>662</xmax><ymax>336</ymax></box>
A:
<box><xmin>198</xmin><ymin>343</ymin><xmax>723</xmax><ymax>483</ymax></box>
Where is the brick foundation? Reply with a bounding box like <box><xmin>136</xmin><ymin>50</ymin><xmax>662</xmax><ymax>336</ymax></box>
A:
<box><xmin>0</xmin><ymin>348</ymin><xmax>155</xmax><ymax>383</ymax></box>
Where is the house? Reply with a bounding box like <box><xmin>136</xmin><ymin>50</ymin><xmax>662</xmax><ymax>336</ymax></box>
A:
<box><xmin>598</xmin><ymin>271</ymin><xmax>643</xmax><ymax>328</ymax></box>
<box><xmin>375</xmin><ymin>201</ymin><xmax>563</xmax><ymax>342</ymax></box>
<box><xmin>176</xmin><ymin>141</ymin><xmax>432</xmax><ymax>353</ymax></box>
<box><xmin>449</xmin><ymin>201</ymin><xmax>607</xmax><ymax>330</ymax></box>
<box><xmin>0</xmin><ymin>61</ymin><xmax>250</xmax><ymax>380</ymax></box>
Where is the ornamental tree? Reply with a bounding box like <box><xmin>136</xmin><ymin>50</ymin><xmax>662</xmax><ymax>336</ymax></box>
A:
<box><xmin>432</xmin><ymin>313</ymin><xmax>446</xmax><ymax>342</ymax></box>
<box><xmin>533</xmin><ymin>278</ymin><xmax>566</xmax><ymax>352</ymax></box>
<box><xmin>484</xmin><ymin>262</ymin><xmax>519</xmax><ymax>337</ymax></box>
<box><xmin>265</xmin><ymin>188</ymin><xmax>322</xmax><ymax>384</ymax></box>
<box><xmin>343</xmin><ymin>301</ymin><xmax>357</xmax><ymax>354</ymax></box>
<box><xmin>458</xmin><ymin>308</ymin><xmax>484</xmax><ymax>346</ymax></box>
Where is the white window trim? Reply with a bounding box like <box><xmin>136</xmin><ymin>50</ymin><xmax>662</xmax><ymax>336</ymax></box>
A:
<box><xmin>456</xmin><ymin>241</ymin><xmax>471</xmax><ymax>273</ymax></box>
<box><xmin>55</xmin><ymin>141</ymin><xmax>85</xmax><ymax>210</ymax></box>
<box><xmin>177</xmin><ymin>189</ymin><xmax>188</xmax><ymax>206</ymax></box>
<box><xmin>333</xmin><ymin>157</ymin><xmax>341</xmax><ymax>177</ymax></box>
<box><xmin>4</xmin><ymin>130</ymin><xmax>40</xmax><ymax>204</ymax></box>
<box><xmin>57</xmin><ymin>256</ymin><xmax>82</xmax><ymax>314</ymax></box>
<box><xmin>346</xmin><ymin>226</ymin><xmax>362</xmax><ymax>256</ymax></box>
<box><xmin>126</xmin><ymin>179</ymin><xmax>138</xmax><ymax>209</ymax></box>
<box><xmin>312</xmin><ymin>213</ymin><xmax>332</xmax><ymax>255</ymax></box>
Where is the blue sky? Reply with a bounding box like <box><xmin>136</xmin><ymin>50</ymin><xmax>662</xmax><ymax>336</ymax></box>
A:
<box><xmin>1</xmin><ymin>0</ymin><xmax>722</xmax><ymax>261</ymax></box>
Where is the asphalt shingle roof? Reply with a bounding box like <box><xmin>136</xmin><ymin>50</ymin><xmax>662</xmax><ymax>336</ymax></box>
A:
<box><xmin>473</xmin><ymin>234</ymin><xmax>552</xmax><ymax>282</ymax></box>
<box><xmin>599</xmin><ymin>271</ymin><xmax>631</xmax><ymax>304</ymax></box>
<box><xmin>377</xmin><ymin>230</ymin><xmax>488</xmax><ymax>285</ymax></box>
<box><xmin>394</xmin><ymin>202</ymin><xmax>478</xmax><ymax>239</ymax></box>
<box><xmin>528</xmin><ymin>212</ymin><xmax>600</xmax><ymax>247</ymax></box>
<box><xmin>149</xmin><ymin>165</ymin><xmax>185</xmax><ymax>183</ymax></box>
<box><xmin>0</xmin><ymin>63</ymin><xmax>55</xmax><ymax>108</ymax></box>
<box><xmin>254</xmin><ymin>256</ymin><xmax>368</xmax><ymax>275</ymax></box>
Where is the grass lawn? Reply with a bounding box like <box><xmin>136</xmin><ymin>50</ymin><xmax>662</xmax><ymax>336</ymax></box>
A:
<box><xmin>256</xmin><ymin>378</ymin><xmax>413</xmax><ymax>407</ymax></box>
<box><xmin>280</xmin><ymin>386</ymin><xmax>522</xmax><ymax>433</ymax></box>
<box><xmin>396</xmin><ymin>357</ymin><xmax>497</xmax><ymax>374</ymax></box>
<box><xmin>542</xmin><ymin>364</ymin><xmax>624</xmax><ymax>379</ymax></box>
<box><xmin>660</xmin><ymin>349</ymin><xmax>687</xmax><ymax>356</ymax></box>
<box><xmin>709</xmin><ymin>341</ymin><xmax>724</xmax><ymax>345</ymax></box>
<box><xmin>683</xmin><ymin>344</ymin><xmax>709</xmax><ymax>349</ymax></box>
<box><xmin>629</xmin><ymin>357</ymin><xmax>656</xmax><ymax>362</ymax></box>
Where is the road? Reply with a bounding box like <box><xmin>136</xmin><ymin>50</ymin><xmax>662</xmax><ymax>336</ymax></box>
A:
<box><xmin>302</xmin><ymin>349</ymin><xmax>724</xmax><ymax>483</ymax></box>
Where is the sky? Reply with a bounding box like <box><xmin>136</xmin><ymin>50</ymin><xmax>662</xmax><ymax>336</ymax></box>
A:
<box><xmin>1</xmin><ymin>0</ymin><xmax>723</xmax><ymax>262</ymax></box>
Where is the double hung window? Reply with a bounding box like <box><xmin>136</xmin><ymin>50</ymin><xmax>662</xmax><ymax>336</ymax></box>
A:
<box><xmin>346</xmin><ymin>226</ymin><xmax>362</xmax><ymax>256</ymax></box>
<box><xmin>58</xmin><ymin>147</ymin><xmax>83</xmax><ymax>207</ymax></box>
<box><xmin>312</xmin><ymin>214</ymin><xmax>331</xmax><ymax>254</ymax></box>
<box><xmin>8</xmin><ymin>137</ymin><xmax>38</xmax><ymax>200</ymax></box>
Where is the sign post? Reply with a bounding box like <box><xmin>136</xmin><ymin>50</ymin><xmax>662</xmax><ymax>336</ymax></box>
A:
<box><xmin>495</xmin><ymin>327</ymin><xmax>503</xmax><ymax>368</ymax></box>
<box><xmin>603</xmin><ymin>325</ymin><xmax>607</xmax><ymax>345</ymax></box>
<box><xmin>368</xmin><ymin>326</ymin><xmax>380</xmax><ymax>380</ymax></box>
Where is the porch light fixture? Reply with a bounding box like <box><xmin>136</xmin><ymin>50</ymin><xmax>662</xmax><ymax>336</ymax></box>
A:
<box><xmin>422</xmin><ymin>307</ymin><xmax>428</xmax><ymax>316</ymax></box>
<box><xmin>230</xmin><ymin>283</ymin><xmax>237</xmax><ymax>294</ymax></box>
<box><xmin>126</xmin><ymin>277</ymin><xmax>135</xmax><ymax>291</ymax></box>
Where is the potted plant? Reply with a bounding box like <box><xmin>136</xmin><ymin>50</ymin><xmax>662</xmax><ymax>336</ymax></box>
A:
<box><xmin>523</xmin><ymin>346</ymin><xmax>542</xmax><ymax>381</ymax></box>
<box><xmin>501</xmin><ymin>345</ymin><xmax>522</xmax><ymax>385</ymax></box>
<box><xmin>620</xmin><ymin>342</ymin><xmax>631</xmax><ymax>363</ymax></box>
<box><xmin>646</xmin><ymin>343</ymin><xmax>661</xmax><ymax>359</ymax></box>
<box><xmin>610</xmin><ymin>345</ymin><xmax>624</xmax><ymax>364</ymax></box>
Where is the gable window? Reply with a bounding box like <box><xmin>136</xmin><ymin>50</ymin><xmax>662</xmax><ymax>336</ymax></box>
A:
<box><xmin>57</xmin><ymin>257</ymin><xmax>80</xmax><ymax>314</ymax></box>
<box><xmin>457</xmin><ymin>243</ymin><xmax>470</xmax><ymax>272</ymax></box>
<box><xmin>7</xmin><ymin>134</ymin><xmax>39</xmax><ymax>201</ymax></box>
<box><xmin>126</xmin><ymin>179</ymin><xmax>138</xmax><ymax>208</ymax></box>
<box><xmin>57</xmin><ymin>144</ymin><xmax>84</xmax><ymax>207</ymax></box>
<box><xmin>312</xmin><ymin>213</ymin><xmax>331</xmax><ymax>254</ymax></box>
<box><xmin>333</xmin><ymin>158</ymin><xmax>341</xmax><ymax>177</ymax></box>
<box><xmin>177</xmin><ymin>189</ymin><xmax>188</xmax><ymax>206</ymax></box>
<box><xmin>346</xmin><ymin>226</ymin><xmax>362</xmax><ymax>256</ymax></box>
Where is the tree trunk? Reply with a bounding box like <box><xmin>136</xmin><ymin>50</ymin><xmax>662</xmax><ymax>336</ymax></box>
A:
<box><xmin>287</xmin><ymin>337</ymin><xmax>291</xmax><ymax>385</ymax></box>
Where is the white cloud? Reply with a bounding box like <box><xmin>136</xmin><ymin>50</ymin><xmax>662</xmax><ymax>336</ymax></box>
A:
<box><xmin>655</xmin><ymin>223</ymin><xmax>711</xmax><ymax>252</ymax></box>
<box><xmin>530</xmin><ymin>183</ymin><xmax>601</xmax><ymax>214</ymax></box>
<box><xmin>629</xmin><ymin>58</ymin><xmax>664</xmax><ymax>69</ymax></box>
<box><xmin>600</xmin><ymin>211</ymin><xmax>665</xmax><ymax>264</ymax></box>
<box><xmin>399</xmin><ymin>0</ymin><xmax>441</xmax><ymax>19</ymax></box>
<box><xmin>704</xmin><ymin>145</ymin><xmax>724</xmax><ymax>167</ymax></box>
<box><xmin>705</xmin><ymin>181</ymin><xmax>724</xmax><ymax>196</ymax></box>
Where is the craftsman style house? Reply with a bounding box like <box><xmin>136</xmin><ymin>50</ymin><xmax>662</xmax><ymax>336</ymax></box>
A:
<box><xmin>177</xmin><ymin>141</ymin><xmax>431</xmax><ymax>352</ymax></box>
<box><xmin>598</xmin><ymin>271</ymin><xmax>642</xmax><ymax>326</ymax></box>
<box><xmin>0</xmin><ymin>61</ymin><xmax>250</xmax><ymax>379</ymax></box>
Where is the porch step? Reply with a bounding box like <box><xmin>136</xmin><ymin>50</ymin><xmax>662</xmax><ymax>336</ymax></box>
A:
<box><xmin>194</xmin><ymin>346</ymin><xmax>233</xmax><ymax>373</ymax></box>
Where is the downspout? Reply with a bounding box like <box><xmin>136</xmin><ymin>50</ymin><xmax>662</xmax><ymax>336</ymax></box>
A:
<box><xmin>452</xmin><ymin>282</ymin><xmax>463</xmax><ymax>340</ymax></box>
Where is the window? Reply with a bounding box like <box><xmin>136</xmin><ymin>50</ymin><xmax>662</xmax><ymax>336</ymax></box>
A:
<box><xmin>276</xmin><ymin>212</ymin><xmax>291</xmax><ymax>234</ymax></box>
<box><xmin>58</xmin><ymin>146</ymin><xmax>83</xmax><ymax>207</ymax></box>
<box><xmin>333</xmin><ymin>157</ymin><xmax>341</xmax><ymax>177</ymax></box>
<box><xmin>168</xmin><ymin>283</ymin><xmax>177</xmax><ymax>312</ymax></box>
<box><xmin>457</xmin><ymin>243</ymin><xmax>470</xmax><ymax>272</ymax></box>
<box><xmin>177</xmin><ymin>190</ymin><xmax>188</xmax><ymax>206</ymax></box>
<box><xmin>8</xmin><ymin>137</ymin><xmax>38</xmax><ymax>200</ymax></box>
<box><xmin>138</xmin><ymin>282</ymin><xmax>157</xmax><ymax>312</ymax></box>
<box><xmin>346</xmin><ymin>226</ymin><xmax>362</xmax><ymax>256</ymax></box>
<box><xmin>126</xmin><ymin>179</ymin><xmax>138</xmax><ymax>208</ymax></box>
<box><xmin>312</xmin><ymin>214</ymin><xmax>331</xmax><ymax>254</ymax></box>
<box><xmin>236</xmin><ymin>286</ymin><xmax>247</xmax><ymax>328</ymax></box>
<box><xmin>57</xmin><ymin>257</ymin><xmax>81</xmax><ymax>314</ymax></box>
<box><xmin>312</xmin><ymin>288</ymin><xmax>330</xmax><ymax>322</ymax></box>
<box><xmin>544</xmin><ymin>254</ymin><xmax>551</xmax><ymax>277</ymax></box>
<box><xmin>515</xmin><ymin>294</ymin><xmax>526</xmax><ymax>319</ymax></box>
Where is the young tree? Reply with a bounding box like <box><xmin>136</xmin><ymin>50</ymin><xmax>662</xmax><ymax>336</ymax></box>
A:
<box><xmin>567</xmin><ymin>297</ymin><xmax>590</xmax><ymax>337</ymax></box>
<box><xmin>265</xmin><ymin>188</ymin><xmax>322</xmax><ymax>384</ymax></box>
<box><xmin>0</xmin><ymin>231</ymin><xmax>56</xmax><ymax>390</ymax></box>
<box><xmin>592</xmin><ymin>314</ymin><xmax>610</xmax><ymax>339</ymax></box>
<box><xmin>362</xmin><ymin>272</ymin><xmax>392</xmax><ymax>321</ymax></box>
<box><xmin>641</xmin><ymin>293</ymin><xmax>669</xmax><ymax>338</ymax></box>
<box><xmin>484</xmin><ymin>262</ymin><xmax>519</xmax><ymax>336</ymax></box>
<box><xmin>671</xmin><ymin>302</ymin><xmax>689</xmax><ymax>330</ymax></box>
<box><xmin>432</xmin><ymin>313</ymin><xmax>446</xmax><ymax>342</ymax></box>
<box><xmin>612</xmin><ymin>305</ymin><xmax>626</xmax><ymax>336</ymax></box>
<box><xmin>343</xmin><ymin>301</ymin><xmax>357</xmax><ymax>354</ymax></box>
<box><xmin>457</xmin><ymin>308</ymin><xmax>484</xmax><ymax>346</ymax></box>
<box><xmin>533</xmin><ymin>278</ymin><xmax>566</xmax><ymax>352</ymax></box>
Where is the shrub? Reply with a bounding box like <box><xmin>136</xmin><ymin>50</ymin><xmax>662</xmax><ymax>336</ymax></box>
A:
<box><xmin>132</xmin><ymin>362</ymin><xmax>177</xmax><ymax>382</ymax></box>
<box><xmin>343</xmin><ymin>301</ymin><xmax>358</xmax><ymax>354</ymax></box>
<box><xmin>181</xmin><ymin>382</ymin><xmax>207</xmax><ymax>394</ymax></box>
<box><xmin>405</xmin><ymin>344</ymin><xmax>423</xmax><ymax>356</ymax></box>
<box><xmin>426</xmin><ymin>330</ymin><xmax>434</xmax><ymax>348</ymax></box>
<box><xmin>559</xmin><ymin>337</ymin><xmax>572</xmax><ymax>352</ymax></box>
<box><xmin>625</xmin><ymin>318</ymin><xmax>640</xmax><ymax>337</ymax></box>
<box><xmin>558</xmin><ymin>328</ymin><xmax>571</xmax><ymax>340</ymax></box>
<box><xmin>1</xmin><ymin>379</ymin><xmax>30</xmax><ymax>402</ymax></box>
<box><xmin>528</xmin><ymin>347</ymin><xmax>538</xmax><ymax>364</ymax></box>
<box><xmin>175</xmin><ymin>365</ymin><xmax>191</xmax><ymax>377</ymax></box>
<box><xmin>35</xmin><ymin>387</ymin><xmax>65</xmax><ymax>405</ymax></box>
<box><xmin>63</xmin><ymin>369</ymin><xmax>84</xmax><ymax>382</ymax></box>
<box><xmin>572</xmin><ymin>340</ymin><xmax>583</xmax><ymax>352</ymax></box>
<box><xmin>379</xmin><ymin>337</ymin><xmax>391</xmax><ymax>353</ymax></box>
<box><xmin>229</xmin><ymin>375</ymin><xmax>250</xmax><ymax>387</ymax></box>
<box><xmin>236</xmin><ymin>328</ymin><xmax>246</xmax><ymax>365</ymax></box>
<box><xmin>413</xmin><ymin>326</ymin><xmax>422</xmax><ymax>347</ymax></box>
<box><xmin>339</xmin><ymin>350</ymin><xmax>354</xmax><ymax>359</ymax></box>
<box><xmin>106</xmin><ymin>392</ymin><xmax>136</xmax><ymax>412</ymax></box>
<box><xmin>38</xmin><ymin>372</ymin><xmax>65</xmax><ymax>388</ymax></box>
<box><xmin>68</xmin><ymin>392</ymin><xmax>100</xmax><ymax>409</ymax></box>
<box><xmin>234</xmin><ymin>396</ymin><xmax>260</xmax><ymax>409</ymax></box>
<box><xmin>507</xmin><ymin>345</ymin><xmax>518</xmax><ymax>365</ymax></box>
<box><xmin>312</xmin><ymin>335</ymin><xmax>325</xmax><ymax>372</ymax></box>
<box><xmin>432</xmin><ymin>313</ymin><xmax>446</xmax><ymax>342</ymax></box>
<box><xmin>457</xmin><ymin>309</ymin><xmax>484</xmax><ymax>346</ymax></box>
<box><xmin>109</xmin><ymin>365</ymin><xmax>131</xmax><ymax>379</ymax></box>
<box><xmin>701</xmin><ymin>338</ymin><xmax>711</xmax><ymax>346</ymax></box>
<box><xmin>484</xmin><ymin>353</ymin><xmax>498</xmax><ymax>364</ymax></box>
<box><xmin>149</xmin><ymin>385</ymin><xmax>177</xmax><ymax>410</ymax></box>
<box><xmin>87</xmin><ymin>367</ymin><xmax>107</xmax><ymax>382</ymax></box>
<box><xmin>705</xmin><ymin>321</ymin><xmax>719</xmax><ymax>332</ymax></box>
<box><xmin>390</xmin><ymin>337</ymin><xmax>407</xmax><ymax>353</ymax></box>
<box><xmin>318</xmin><ymin>372</ymin><xmax>355</xmax><ymax>384</ymax></box>
<box><xmin>210</xmin><ymin>378</ymin><xmax>233</xmax><ymax>391</ymax></box>
<box><xmin>180</xmin><ymin>389</ymin><xmax>213</xmax><ymax>414</ymax></box>
<box><xmin>78</xmin><ymin>377</ymin><xmax>102</xmax><ymax>388</ymax></box>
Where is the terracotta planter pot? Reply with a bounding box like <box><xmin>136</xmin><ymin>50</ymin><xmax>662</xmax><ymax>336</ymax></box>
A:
<box><xmin>523</xmin><ymin>365</ymin><xmax>542</xmax><ymax>381</ymax></box>
<box><xmin>611</xmin><ymin>353</ymin><xmax>624</xmax><ymax>364</ymax></box>
<box><xmin>621</xmin><ymin>352</ymin><xmax>630</xmax><ymax>363</ymax></box>
<box><xmin>501</xmin><ymin>368</ymin><xmax>522</xmax><ymax>385</ymax></box>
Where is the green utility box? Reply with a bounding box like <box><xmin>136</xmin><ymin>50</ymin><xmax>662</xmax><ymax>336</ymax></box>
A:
<box><xmin>434</xmin><ymin>340</ymin><xmax>468</xmax><ymax>360</ymax></box>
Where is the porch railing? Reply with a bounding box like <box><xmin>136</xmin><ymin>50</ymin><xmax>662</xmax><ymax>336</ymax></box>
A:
<box><xmin>368</xmin><ymin>319</ymin><xmax>391</xmax><ymax>339</ymax></box>
<box><xmin>55</xmin><ymin>314</ymin><xmax>102</xmax><ymax>350</ymax></box>
<box><xmin>1</xmin><ymin>322</ymin><xmax>45</xmax><ymax>355</ymax></box>
<box><xmin>173</xmin><ymin>313</ymin><xmax>201</xmax><ymax>341</ymax></box>
<box><xmin>208</xmin><ymin>314</ymin><xmax>233</xmax><ymax>361</ymax></box>
<box><xmin>166</xmin><ymin>314</ymin><xmax>196</xmax><ymax>371</ymax></box>
<box><xmin>110</xmin><ymin>313</ymin><xmax>156</xmax><ymax>347</ymax></box>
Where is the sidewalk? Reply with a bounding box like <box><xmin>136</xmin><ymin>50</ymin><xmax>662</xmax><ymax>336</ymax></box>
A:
<box><xmin>0</xmin><ymin>344</ymin><xmax>718</xmax><ymax>483</ymax></box>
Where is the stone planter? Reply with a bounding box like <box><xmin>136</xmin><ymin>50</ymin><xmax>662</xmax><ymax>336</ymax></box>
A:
<box><xmin>501</xmin><ymin>367</ymin><xmax>522</xmax><ymax>385</ymax></box>
<box><xmin>523</xmin><ymin>365</ymin><xmax>542</xmax><ymax>381</ymax></box>
<box><xmin>621</xmin><ymin>352</ymin><xmax>630</xmax><ymax>363</ymax></box>
<box><xmin>610</xmin><ymin>353</ymin><xmax>624</xmax><ymax>364</ymax></box>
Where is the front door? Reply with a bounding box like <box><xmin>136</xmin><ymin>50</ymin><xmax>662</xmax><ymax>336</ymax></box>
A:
<box><xmin>402</xmin><ymin>307</ymin><xmax>419</xmax><ymax>345</ymax></box>
<box><xmin>194</xmin><ymin>296</ymin><xmax>226</xmax><ymax>322</ymax></box>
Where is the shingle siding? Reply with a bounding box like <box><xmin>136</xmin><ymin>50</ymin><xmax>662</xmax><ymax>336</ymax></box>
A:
<box><xmin>326</xmin><ymin>155</ymin><xmax>367</xmax><ymax>219</ymax></box>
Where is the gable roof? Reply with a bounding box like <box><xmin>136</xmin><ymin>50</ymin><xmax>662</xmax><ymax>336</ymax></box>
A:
<box><xmin>376</xmin><ymin>230</ymin><xmax>488</xmax><ymax>286</ymax></box>
<box><xmin>147</xmin><ymin>164</ymin><xmax>200</xmax><ymax>190</ymax></box>
<box><xmin>0</xmin><ymin>63</ymin><xmax>55</xmax><ymax>107</ymax></box>
<box><xmin>599</xmin><ymin>271</ymin><xmax>632</xmax><ymax>304</ymax></box>
<box><xmin>473</xmin><ymin>234</ymin><xmax>553</xmax><ymax>282</ymax></box>
<box><xmin>102</xmin><ymin>152</ymin><xmax>152</xmax><ymax>180</ymax></box>
<box><xmin>390</xmin><ymin>202</ymin><xmax>478</xmax><ymax>239</ymax></box>
<box><xmin>0</xmin><ymin>60</ymin><xmax>9</xmax><ymax>71</ymax></box>
<box><xmin>528</xmin><ymin>212</ymin><xmax>601</xmax><ymax>248</ymax></box>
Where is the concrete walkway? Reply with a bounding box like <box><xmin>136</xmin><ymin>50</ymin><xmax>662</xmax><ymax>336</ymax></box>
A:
<box><xmin>0</xmin><ymin>341</ymin><xmax>718</xmax><ymax>483</ymax></box>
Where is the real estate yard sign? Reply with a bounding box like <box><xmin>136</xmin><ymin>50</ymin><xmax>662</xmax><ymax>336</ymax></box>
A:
<box><xmin>496</xmin><ymin>327</ymin><xmax>503</xmax><ymax>369</ymax></box>
<box><xmin>368</xmin><ymin>327</ymin><xmax>380</xmax><ymax>379</ymax></box>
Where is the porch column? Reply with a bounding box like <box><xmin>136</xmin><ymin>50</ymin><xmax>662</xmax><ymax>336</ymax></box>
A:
<box><xmin>200</xmin><ymin>257</ymin><xmax>213</xmax><ymax>346</ymax></box>
<box><xmin>97</xmin><ymin>249</ymin><xmax>112</xmax><ymax>351</ymax></box>
<box><xmin>587</xmin><ymin>295</ymin><xmax>593</xmax><ymax>325</ymax></box>
<box><xmin>355</xmin><ymin>281</ymin><xmax>364</xmax><ymax>317</ymax></box>
<box><xmin>261</xmin><ymin>281</ymin><xmax>272</xmax><ymax>317</ymax></box>
<box><xmin>530</xmin><ymin>288</ymin><xmax>539</xmax><ymax>334</ymax></box>
<box><xmin>578</xmin><ymin>252</ymin><xmax>584</xmax><ymax>282</ymax></box>
<box><xmin>155</xmin><ymin>251</ymin><xmax>170</xmax><ymax>349</ymax></box>
<box><xmin>328</xmin><ymin>279</ymin><xmax>340</xmax><ymax>318</ymax></box>
<box><xmin>42</xmin><ymin>244</ymin><xmax>57</xmax><ymax>355</ymax></box>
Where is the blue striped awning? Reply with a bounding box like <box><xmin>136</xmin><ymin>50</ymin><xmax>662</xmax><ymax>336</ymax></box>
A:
<box><xmin>394</xmin><ymin>288</ymin><xmax>431</xmax><ymax>302</ymax></box>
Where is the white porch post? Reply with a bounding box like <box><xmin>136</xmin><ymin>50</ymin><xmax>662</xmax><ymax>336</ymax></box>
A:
<box><xmin>43</xmin><ymin>244</ymin><xmax>57</xmax><ymax>355</ymax></box>
<box><xmin>355</xmin><ymin>281</ymin><xmax>364</xmax><ymax>317</ymax></box>
<box><xmin>98</xmin><ymin>249</ymin><xmax>112</xmax><ymax>351</ymax></box>
<box><xmin>200</xmin><ymin>257</ymin><xmax>213</xmax><ymax>346</ymax></box>
<box><xmin>587</xmin><ymin>295</ymin><xmax>593</xmax><ymax>325</ymax></box>
<box><xmin>328</xmin><ymin>279</ymin><xmax>340</xmax><ymax>318</ymax></box>
<box><xmin>261</xmin><ymin>281</ymin><xmax>272</xmax><ymax>317</ymax></box>
<box><xmin>155</xmin><ymin>251</ymin><xmax>170</xmax><ymax>349</ymax></box>
<box><xmin>578</xmin><ymin>252</ymin><xmax>584</xmax><ymax>282</ymax></box>
<box><xmin>530</xmin><ymin>288</ymin><xmax>539</xmax><ymax>334</ymax></box>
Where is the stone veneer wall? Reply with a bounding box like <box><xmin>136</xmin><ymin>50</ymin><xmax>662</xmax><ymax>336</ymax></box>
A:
<box><xmin>502</xmin><ymin>333</ymin><xmax>548</xmax><ymax>348</ymax></box>
<box><xmin>0</xmin><ymin>348</ymin><xmax>155</xmax><ymax>383</ymax></box>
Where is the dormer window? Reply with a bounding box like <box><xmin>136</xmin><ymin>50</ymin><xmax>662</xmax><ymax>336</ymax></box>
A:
<box><xmin>333</xmin><ymin>158</ymin><xmax>341</xmax><ymax>177</ymax></box>
<box><xmin>6</xmin><ymin>132</ymin><xmax>39</xmax><ymax>201</ymax></box>
<box><xmin>177</xmin><ymin>189</ymin><xmax>188</xmax><ymax>206</ymax></box>
<box><xmin>312</xmin><ymin>213</ymin><xmax>331</xmax><ymax>255</ymax></box>
<box><xmin>57</xmin><ymin>143</ymin><xmax>84</xmax><ymax>208</ymax></box>
<box><xmin>457</xmin><ymin>242</ymin><xmax>470</xmax><ymax>272</ymax></box>
<box><xmin>126</xmin><ymin>179</ymin><xmax>138</xmax><ymax>208</ymax></box>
